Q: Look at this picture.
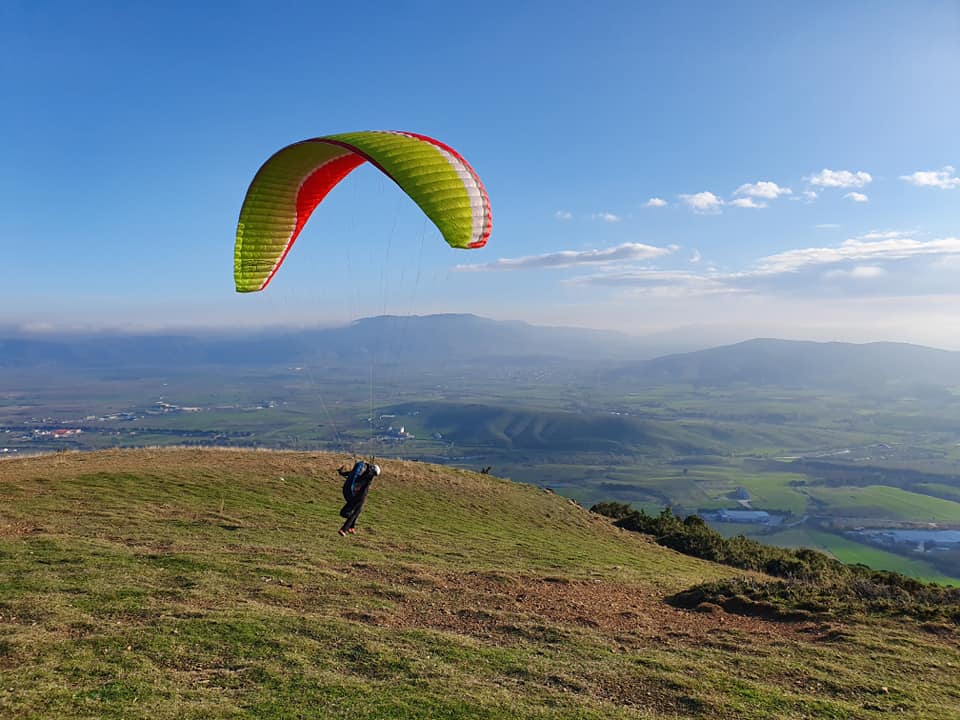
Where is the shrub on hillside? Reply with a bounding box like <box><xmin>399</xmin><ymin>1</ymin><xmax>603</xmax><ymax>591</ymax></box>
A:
<box><xmin>589</xmin><ymin>501</ymin><xmax>634</xmax><ymax>520</ymax></box>
<box><xmin>669</xmin><ymin>575</ymin><xmax>960</xmax><ymax>625</ymax></box>
<box><xmin>609</xmin><ymin>507</ymin><xmax>834</xmax><ymax>579</ymax></box>
<box><xmin>593</xmin><ymin>504</ymin><xmax>960</xmax><ymax>625</ymax></box>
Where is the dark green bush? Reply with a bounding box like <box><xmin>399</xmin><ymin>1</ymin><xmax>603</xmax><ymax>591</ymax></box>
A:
<box><xmin>588</xmin><ymin>501</ymin><xmax>634</xmax><ymax>520</ymax></box>
<box><xmin>593</xmin><ymin>505</ymin><xmax>960</xmax><ymax>625</ymax></box>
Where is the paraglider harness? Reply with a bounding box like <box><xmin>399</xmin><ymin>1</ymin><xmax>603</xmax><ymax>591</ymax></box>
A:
<box><xmin>339</xmin><ymin>459</ymin><xmax>380</xmax><ymax>504</ymax></box>
<box><xmin>342</xmin><ymin>460</ymin><xmax>369</xmax><ymax>502</ymax></box>
<box><xmin>337</xmin><ymin>459</ymin><xmax>380</xmax><ymax>533</ymax></box>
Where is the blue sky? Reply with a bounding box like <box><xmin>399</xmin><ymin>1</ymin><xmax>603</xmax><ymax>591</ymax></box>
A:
<box><xmin>3</xmin><ymin>1</ymin><xmax>959</xmax><ymax>345</ymax></box>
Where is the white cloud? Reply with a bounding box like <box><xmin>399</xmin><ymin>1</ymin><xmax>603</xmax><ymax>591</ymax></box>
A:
<box><xmin>849</xmin><ymin>265</ymin><xmax>886</xmax><ymax>279</ymax></box>
<box><xmin>517</xmin><ymin>229</ymin><xmax>960</xmax><ymax>343</ymax></box>
<box><xmin>455</xmin><ymin>242</ymin><xmax>676</xmax><ymax>272</ymax></box>
<box><xmin>806</xmin><ymin>169</ymin><xmax>873</xmax><ymax>188</ymax></box>
<box><xmin>17</xmin><ymin>321</ymin><xmax>59</xmax><ymax>333</ymax></box>
<box><xmin>690</xmin><ymin>249</ymin><xmax>702</xmax><ymax>264</ymax></box>
<box><xmin>679</xmin><ymin>191</ymin><xmax>723</xmax><ymax>213</ymax></box>
<box><xmin>730</xmin><ymin>197</ymin><xmax>767</xmax><ymax>209</ymax></box>
<box><xmin>802</xmin><ymin>190</ymin><xmax>818</xmax><ymax>202</ymax></box>
<box><xmin>565</xmin><ymin>268</ymin><xmax>734</xmax><ymax>295</ymax></box>
<box><xmin>815</xmin><ymin>223</ymin><xmax>840</xmax><ymax>229</ymax></box>
<box><xmin>859</xmin><ymin>230</ymin><xmax>911</xmax><ymax>240</ymax></box>
<box><xmin>644</xmin><ymin>197</ymin><xmax>667</xmax><ymax>208</ymax></box>
<box><xmin>734</xmin><ymin>181</ymin><xmax>792</xmax><ymax>199</ymax></box>
<box><xmin>591</xmin><ymin>212</ymin><xmax>621</xmax><ymax>223</ymax></box>
<box><xmin>562</xmin><ymin>233</ymin><xmax>960</xmax><ymax>308</ymax></box>
<box><xmin>555</xmin><ymin>210</ymin><xmax>573</xmax><ymax>221</ymax></box>
<box><xmin>844</xmin><ymin>192</ymin><xmax>869</xmax><ymax>203</ymax></box>
<box><xmin>900</xmin><ymin>166</ymin><xmax>960</xmax><ymax>190</ymax></box>
<box><xmin>824</xmin><ymin>265</ymin><xmax>887</xmax><ymax>280</ymax></box>
<box><xmin>752</xmin><ymin>233</ymin><xmax>960</xmax><ymax>275</ymax></box>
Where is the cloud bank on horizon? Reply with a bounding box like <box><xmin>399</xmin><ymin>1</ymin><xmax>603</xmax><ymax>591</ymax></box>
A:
<box><xmin>462</xmin><ymin>230</ymin><xmax>960</xmax><ymax>304</ymax></box>
<box><xmin>518</xmin><ymin>161</ymin><xmax>959</xmax><ymax>334</ymax></box>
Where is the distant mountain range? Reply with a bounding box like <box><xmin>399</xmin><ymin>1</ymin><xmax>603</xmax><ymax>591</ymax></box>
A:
<box><xmin>623</xmin><ymin>338</ymin><xmax>960</xmax><ymax>390</ymax></box>
<box><xmin>0</xmin><ymin>314</ymin><xmax>651</xmax><ymax>372</ymax></box>
<box><xmin>2</xmin><ymin>315</ymin><xmax>959</xmax><ymax>390</ymax></box>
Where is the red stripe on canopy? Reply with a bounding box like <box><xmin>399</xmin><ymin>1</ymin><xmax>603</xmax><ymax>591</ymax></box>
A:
<box><xmin>259</xmin><ymin>152</ymin><xmax>366</xmax><ymax>290</ymax></box>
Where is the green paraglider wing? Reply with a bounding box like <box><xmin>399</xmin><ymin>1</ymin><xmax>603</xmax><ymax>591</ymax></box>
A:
<box><xmin>234</xmin><ymin>130</ymin><xmax>492</xmax><ymax>292</ymax></box>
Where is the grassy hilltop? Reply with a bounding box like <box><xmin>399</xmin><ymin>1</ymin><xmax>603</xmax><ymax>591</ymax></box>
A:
<box><xmin>1</xmin><ymin>449</ymin><xmax>959</xmax><ymax>719</ymax></box>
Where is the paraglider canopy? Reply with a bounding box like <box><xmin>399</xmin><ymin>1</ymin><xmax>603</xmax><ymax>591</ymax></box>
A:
<box><xmin>234</xmin><ymin>130</ymin><xmax>492</xmax><ymax>292</ymax></box>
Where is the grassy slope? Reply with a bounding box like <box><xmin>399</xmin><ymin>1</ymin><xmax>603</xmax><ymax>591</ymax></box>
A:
<box><xmin>0</xmin><ymin>449</ymin><xmax>957</xmax><ymax>719</ymax></box>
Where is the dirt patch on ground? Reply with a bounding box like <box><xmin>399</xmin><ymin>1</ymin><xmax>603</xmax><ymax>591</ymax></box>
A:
<box><xmin>0</xmin><ymin>521</ymin><xmax>44</xmax><ymax>538</ymax></box>
<box><xmin>334</xmin><ymin>565</ymin><xmax>814</xmax><ymax>648</ymax></box>
<box><xmin>319</xmin><ymin>564</ymin><xmax>820</xmax><ymax>713</ymax></box>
